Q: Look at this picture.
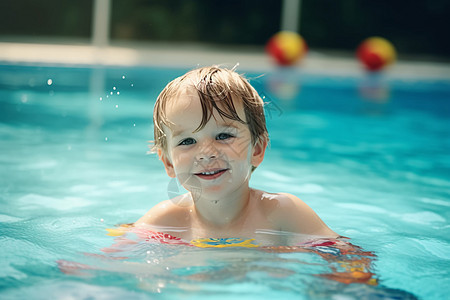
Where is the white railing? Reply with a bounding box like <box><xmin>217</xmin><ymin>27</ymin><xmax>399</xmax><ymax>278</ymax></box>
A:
<box><xmin>281</xmin><ymin>0</ymin><xmax>301</xmax><ymax>32</ymax></box>
<box><xmin>92</xmin><ymin>0</ymin><xmax>111</xmax><ymax>46</ymax></box>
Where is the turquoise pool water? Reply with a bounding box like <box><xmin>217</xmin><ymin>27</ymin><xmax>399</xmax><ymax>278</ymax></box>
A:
<box><xmin>0</xmin><ymin>64</ymin><xmax>449</xmax><ymax>299</ymax></box>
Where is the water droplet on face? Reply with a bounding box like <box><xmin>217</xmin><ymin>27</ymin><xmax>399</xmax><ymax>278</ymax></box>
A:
<box><xmin>47</xmin><ymin>79</ymin><xmax>53</xmax><ymax>86</ymax></box>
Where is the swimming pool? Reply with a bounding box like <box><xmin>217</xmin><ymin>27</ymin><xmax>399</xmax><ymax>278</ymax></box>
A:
<box><xmin>1</xmin><ymin>63</ymin><xmax>449</xmax><ymax>299</ymax></box>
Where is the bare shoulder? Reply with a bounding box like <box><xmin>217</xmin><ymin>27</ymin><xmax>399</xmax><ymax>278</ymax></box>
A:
<box><xmin>258</xmin><ymin>191</ymin><xmax>338</xmax><ymax>237</ymax></box>
<box><xmin>256</xmin><ymin>190</ymin><xmax>308</xmax><ymax>211</ymax></box>
<box><xmin>135</xmin><ymin>195</ymin><xmax>192</xmax><ymax>228</ymax></box>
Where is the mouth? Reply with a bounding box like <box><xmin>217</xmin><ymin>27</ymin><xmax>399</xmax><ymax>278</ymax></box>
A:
<box><xmin>194</xmin><ymin>169</ymin><xmax>228</xmax><ymax>180</ymax></box>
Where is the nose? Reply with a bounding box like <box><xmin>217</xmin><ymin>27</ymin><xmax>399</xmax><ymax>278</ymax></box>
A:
<box><xmin>196</xmin><ymin>141</ymin><xmax>219</xmax><ymax>161</ymax></box>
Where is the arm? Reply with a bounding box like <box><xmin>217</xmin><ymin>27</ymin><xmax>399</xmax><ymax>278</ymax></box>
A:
<box><xmin>276</xmin><ymin>193</ymin><xmax>338</xmax><ymax>238</ymax></box>
<box><xmin>263</xmin><ymin>237</ymin><xmax>378</xmax><ymax>285</ymax></box>
<box><xmin>268</xmin><ymin>193</ymin><xmax>377</xmax><ymax>285</ymax></box>
<box><xmin>134</xmin><ymin>200</ymin><xmax>176</xmax><ymax>226</ymax></box>
<box><xmin>102</xmin><ymin>199</ymin><xmax>189</xmax><ymax>253</ymax></box>
<box><xmin>136</xmin><ymin>194</ymin><xmax>192</xmax><ymax>227</ymax></box>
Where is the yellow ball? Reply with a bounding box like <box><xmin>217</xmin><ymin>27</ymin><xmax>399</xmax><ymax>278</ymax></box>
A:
<box><xmin>357</xmin><ymin>37</ymin><xmax>397</xmax><ymax>71</ymax></box>
<box><xmin>266</xmin><ymin>31</ymin><xmax>308</xmax><ymax>66</ymax></box>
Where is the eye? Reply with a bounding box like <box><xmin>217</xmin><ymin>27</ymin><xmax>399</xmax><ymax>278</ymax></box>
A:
<box><xmin>178</xmin><ymin>138</ymin><xmax>196</xmax><ymax>146</ymax></box>
<box><xmin>216</xmin><ymin>133</ymin><xmax>234</xmax><ymax>141</ymax></box>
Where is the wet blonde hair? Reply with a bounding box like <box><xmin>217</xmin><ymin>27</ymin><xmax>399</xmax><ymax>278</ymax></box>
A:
<box><xmin>152</xmin><ymin>66</ymin><xmax>268</xmax><ymax>154</ymax></box>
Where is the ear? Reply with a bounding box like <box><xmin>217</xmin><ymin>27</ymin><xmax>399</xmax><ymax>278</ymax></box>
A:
<box><xmin>158</xmin><ymin>149</ymin><xmax>176</xmax><ymax>178</ymax></box>
<box><xmin>251</xmin><ymin>135</ymin><xmax>268</xmax><ymax>168</ymax></box>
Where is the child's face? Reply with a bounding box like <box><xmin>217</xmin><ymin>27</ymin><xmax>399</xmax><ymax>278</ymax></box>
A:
<box><xmin>159</xmin><ymin>89</ymin><xmax>266</xmax><ymax>200</ymax></box>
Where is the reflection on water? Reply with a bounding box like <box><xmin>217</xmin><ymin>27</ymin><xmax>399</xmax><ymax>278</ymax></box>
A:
<box><xmin>54</xmin><ymin>225</ymin><xmax>419</xmax><ymax>299</ymax></box>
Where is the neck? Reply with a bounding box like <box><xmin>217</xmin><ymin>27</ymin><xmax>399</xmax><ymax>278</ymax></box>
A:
<box><xmin>193</xmin><ymin>183</ymin><xmax>252</xmax><ymax>228</ymax></box>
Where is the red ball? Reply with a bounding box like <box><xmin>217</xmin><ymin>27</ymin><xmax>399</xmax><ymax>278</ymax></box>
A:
<box><xmin>357</xmin><ymin>37</ymin><xmax>396</xmax><ymax>71</ymax></box>
<box><xmin>266</xmin><ymin>31</ymin><xmax>308</xmax><ymax>66</ymax></box>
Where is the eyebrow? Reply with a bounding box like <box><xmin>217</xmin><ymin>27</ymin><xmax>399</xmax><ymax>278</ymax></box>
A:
<box><xmin>217</xmin><ymin>121</ymin><xmax>240</xmax><ymax>129</ymax></box>
<box><xmin>171</xmin><ymin>129</ymin><xmax>187</xmax><ymax>139</ymax></box>
<box><xmin>170</xmin><ymin>122</ymin><xmax>240</xmax><ymax>139</ymax></box>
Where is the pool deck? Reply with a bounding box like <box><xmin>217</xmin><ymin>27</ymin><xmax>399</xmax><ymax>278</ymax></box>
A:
<box><xmin>0</xmin><ymin>41</ymin><xmax>449</xmax><ymax>79</ymax></box>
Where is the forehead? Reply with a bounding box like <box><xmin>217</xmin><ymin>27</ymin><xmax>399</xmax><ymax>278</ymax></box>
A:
<box><xmin>165</xmin><ymin>86</ymin><xmax>199</xmax><ymax>117</ymax></box>
<box><xmin>164</xmin><ymin>87</ymin><xmax>246</xmax><ymax>131</ymax></box>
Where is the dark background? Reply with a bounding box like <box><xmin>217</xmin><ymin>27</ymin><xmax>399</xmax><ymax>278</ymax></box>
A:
<box><xmin>0</xmin><ymin>0</ymin><xmax>449</xmax><ymax>59</ymax></box>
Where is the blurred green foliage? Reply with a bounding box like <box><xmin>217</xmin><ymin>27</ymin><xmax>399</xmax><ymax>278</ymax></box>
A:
<box><xmin>0</xmin><ymin>0</ymin><xmax>92</xmax><ymax>38</ymax></box>
<box><xmin>301</xmin><ymin>0</ymin><xmax>450</xmax><ymax>58</ymax></box>
<box><xmin>0</xmin><ymin>0</ymin><xmax>448</xmax><ymax>58</ymax></box>
<box><xmin>110</xmin><ymin>0</ymin><xmax>281</xmax><ymax>45</ymax></box>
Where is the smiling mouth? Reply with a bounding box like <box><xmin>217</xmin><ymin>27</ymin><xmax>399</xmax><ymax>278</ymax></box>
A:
<box><xmin>194</xmin><ymin>169</ymin><xmax>228</xmax><ymax>180</ymax></box>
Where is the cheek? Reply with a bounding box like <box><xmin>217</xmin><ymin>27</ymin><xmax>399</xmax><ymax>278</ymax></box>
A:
<box><xmin>225</xmin><ymin>138</ymin><xmax>252</xmax><ymax>161</ymax></box>
<box><xmin>171</xmin><ymin>149</ymin><xmax>192</xmax><ymax>168</ymax></box>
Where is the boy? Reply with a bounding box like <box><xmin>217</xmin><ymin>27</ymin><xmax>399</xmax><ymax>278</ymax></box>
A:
<box><xmin>64</xmin><ymin>66</ymin><xmax>377</xmax><ymax>286</ymax></box>
<box><xmin>135</xmin><ymin>66</ymin><xmax>337</xmax><ymax>243</ymax></box>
